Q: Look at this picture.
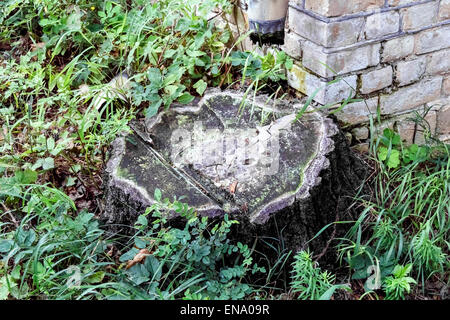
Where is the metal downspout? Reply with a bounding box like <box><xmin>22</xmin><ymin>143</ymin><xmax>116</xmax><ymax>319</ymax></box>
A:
<box><xmin>248</xmin><ymin>0</ymin><xmax>290</xmax><ymax>45</ymax></box>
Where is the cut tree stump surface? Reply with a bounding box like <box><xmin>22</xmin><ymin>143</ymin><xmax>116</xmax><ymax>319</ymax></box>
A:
<box><xmin>102</xmin><ymin>89</ymin><xmax>367</xmax><ymax>254</ymax></box>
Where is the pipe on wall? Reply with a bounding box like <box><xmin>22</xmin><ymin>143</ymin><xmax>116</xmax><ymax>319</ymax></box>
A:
<box><xmin>248</xmin><ymin>0</ymin><xmax>289</xmax><ymax>45</ymax></box>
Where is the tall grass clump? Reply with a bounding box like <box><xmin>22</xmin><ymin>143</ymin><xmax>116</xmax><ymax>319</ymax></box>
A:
<box><xmin>338</xmin><ymin>116</ymin><xmax>449</xmax><ymax>298</ymax></box>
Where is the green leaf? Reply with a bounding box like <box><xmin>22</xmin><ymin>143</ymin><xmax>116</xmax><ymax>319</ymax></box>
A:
<box><xmin>285</xmin><ymin>57</ymin><xmax>293</xmax><ymax>70</ymax></box>
<box><xmin>381</xmin><ymin>128</ymin><xmax>401</xmax><ymax>146</ymax></box>
<box><xmin>193</xmin><ymin>79</ymin><xmax>207</xmax><ymax>95</ymax></box>
<box><xmin>16</xmin><ymin>228</ymin><xmax>36</xmax><ymax>247</ymax></box>
<box><xmin>154</xmin><ymin>188</ymin><xmax>162</xmax><ymax>201</ymax></box>
<box><xmin>164</xmin><ymin>84</ymin><xmax>178</xmax><ymax>96</ymax></box>
<box><xmin>144</xmin><ymin>255</ymin><xmax>161</xmax><ymax>281</ymax></box>
<box><xmin>147</xmin><ymin>68</ymin><xmax>162</xmax><ymax>85</ymax></box>
<box><xmin>136</xmin><ymin>215</ymin><xmax>148</xmax><ymax>228</ymax></box>
<box><xmin>319</xmin><ymin>284</ymin><xmax>351</xmax><ymax>300</ymax></box>
<box><xmin>0</xmin><ymin>276</ymin><xmax>16</xmax><ymax>300</ymax></box>
<box><xmin>47</xmin><ymin>137</ymin><xmax>55</xmax><ymax>151</ymax></box>
<box><xmin>386</xmin><ymin>150</ymin><xmax>400</xmax><ymax>169</ymax></box>
<box><xmin>145</xmin><ymin>100</ymin><xmax>162</xmax><ymax>118</ymax></box>
<box><xmin>378</xmin><ymin>147</ymin><xmax>388</xmax><ymax>161</ymax></box>
<box><xmin>14</xmin><ymin>170</ymin><xmax>38</xmax><ymax>184</ymax></box>
<box><xmin>0</xmin><ymin>240</ymin><xmax>13</xmax><ymax>253</ymax></box>
<box><xmin>187</xmin><ymin>50</ymin><xmax>205</xmax><ymax>58</ymax></box>
<box><xmin>66</xmin><ymin>176</ymin><xmax>76</xmax><ymax>187</ymax></box>
<box><xmin>42</xmin><ymin>157</ymin><xmax>55</xmax><ymax>170</ymax></box>
<box><xmin>85</xmin><ymin>271</ymin><xmax>105</xmax><ymax>284</ymax></box>
<box><xmin>378</xmin><ymin>147</ymin><xmax>400</xmax><ymax>168</ymax></box>
<box><xmin>10</xmin><ymin>265</ymin><xmax>21</xmax><ymax>280</ymax></box>
<box><xmin>126</xmin><ymin>264</ymin><xmax>150</xmax><ymax>286</ymax></box>
<box><xmin>177</xmin><ymin>92</ymin><xmax>195</xmax><ymax>104</ymax></box>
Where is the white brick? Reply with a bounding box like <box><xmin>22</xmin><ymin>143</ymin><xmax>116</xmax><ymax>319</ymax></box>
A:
<box><xmin>396</xmin><ymin>119</ymin><xmax>417</xmax><ymax>144</ymax></box>
<box><xmin>334</xmin><ymin>97</ymin><xmax>379</xmax><ymax>125</ymax></box>
<box><xmin>415</xmin><ymin>25</ymin><xmax>450</xmax><ymax>54</ymax></box>
<box><xmin>395</xmin><ymin>57</ymin><xmax>426</xmax><ymax>86</ymax></box>
<box><xmin>302</xmin><ymin>41</ymin><xmax>380</xmax><ymax>77</ymax></box>
<box><xmin>361</xmin><ymin>66</ymin><xmax>393</xmax><ymax>94</ymax></box>
<box><xmin>382</xmin><ymin>35</ymin><xmax>414</xmax><ymax>62</ymax></box>
<box><xmin>380</xmin><ymin>77</ymin><xmax>442</xmax><ymax>114</ymax></box>
<box><xmin>400</xmin><ymin>1</ymin><xmax>439</xmax><ymax>31</ymax></box>
<box><xmin>426</xmin><ymin>49</ymin><xmax>450</xmax><ymax>75</ymax></box>
<box><xmin>443</xmin><ymin>76</ymin><xmax>450</xmax><ymax>95</ymax></box>
<box><xmin>289</xmin><ymin>8</ymin><xmax>364</xmax><ymax>48</ymax></box>
<box><xmin>439</xmin><ymin>0</ymin><xmax>450</xmax><ymax>21</ymax></box>
<box><xmin>282</xmin><ymin>32</ymin><xmax>303</xmax><ymax>60</ymax></box>
<box><xmin>365</xmin><ymin>11</ymin><xmax>400</xmax><ymax>39</ymax></box>
<box><xmin>388</xmin><ymin>0</ymin><xmax>421</xmax><ymax>7</ymax></box>
<box><xmin>437</xmin><ymin>103</ymin><xmax>450</xmax><ymax>135</ymax></box>
<box><xmin>305</xmin><ymin>0</ymin><xmax>385</xmax><ymax>17</ymax></box>
<box><xmin>287</xmin><ymin>63</ymin><xmax>357</xmax><ymax>105</ymax></box>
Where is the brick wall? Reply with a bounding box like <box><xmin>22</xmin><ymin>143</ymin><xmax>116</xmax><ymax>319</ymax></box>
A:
<box><xmin>284</xmin><ymin>0</ymin><xmax>450</xmax><ymax>147</ymax></box>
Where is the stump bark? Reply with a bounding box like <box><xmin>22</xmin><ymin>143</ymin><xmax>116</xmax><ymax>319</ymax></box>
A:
<box><xmin>101</xmin><ymin>89</ymin><xmax>367</xmax><ymax>258</ymax></box>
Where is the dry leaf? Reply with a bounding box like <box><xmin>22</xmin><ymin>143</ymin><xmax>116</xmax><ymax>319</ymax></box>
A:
<box><xmin>31</xmin><ymin>42</ymin><xmax>45</xmax><ymax>51</ymax></box>
<box><xmin>229</xmin><ymin>181</ymin><xmax>238</xmax><ymax>194</ymax></box>
<box><xmin>126</xmin><ymin>249</ymin><xmax>151</xmax><ymax>269</ymax></box>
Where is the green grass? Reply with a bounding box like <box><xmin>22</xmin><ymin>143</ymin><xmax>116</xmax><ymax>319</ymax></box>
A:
<box><xmin>337</xmin><ymin>123</ymin><xmax>449</xmax><ymax>299</ymax></box>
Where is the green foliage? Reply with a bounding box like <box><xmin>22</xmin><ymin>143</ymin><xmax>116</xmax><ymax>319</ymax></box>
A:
<box><xmin>0</xmin><ymin>179</ymin><xmax>111</xmax><ymax>299</ymax></box>
<box><xmin>112</xmin><ymin>189</ymin><xmax>265</xmax><ymax>300</ymax></box>
<box><xmin>0</xmin><ymin>0</ymin><xmax>292</xmax><ymax>183</ymax></box>
<box><xmin>290</xmin><ymin>250</ymin><xmax>346</xmax><ymax>300</ymax></box>
<box><xmin>411</xmin><ymin>221</ymin><xmax>446</xmax><ymax>277</ymax></box>
<box><xmin>376</xmin><ymin>128</ymin><xmax>430</xmax><ymax>169</ymax></box>
<box><xmin>230</xmin><ymin>50</ymin><xmax>292</xmax><ymax>83</ymax></box>
<box><xmin>0</xmin><ymin>184</ymin><xmax>266</xmax><ymax>299</ymax></box>
<box><xmin>338</xmin><ymin>118</ymin><xmax>449</xmax><ymax>299</ymax></box>
<box><xmin>383</xmin><ymin>264</ymin><xmax>416</xmax><ymax>300</ymax></box>
<box><xmin>1</xmin><ymin>0</ymin><xmax>291</xmax><ymax>119</ymax></box>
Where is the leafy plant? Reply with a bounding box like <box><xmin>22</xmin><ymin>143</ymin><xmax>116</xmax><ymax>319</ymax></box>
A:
<box><xmin>290</xmin><ymin>250</ymin><xmax>347</xmax><ymax>300</ymax></box>
<box><xmin>383</xmin><ymin>264</ymin><xmax>416</xmax><ymax>300</ymax></box>
<box><xmin>112</xmin><ymin>189</ymin><xmax>266</xmax><ymax>300</ymax></box>
<box><xmin>337</xmin><ymin>117</ymin><xmax>449</xmax><ymax>299</ymax></box>
<box><xmin>0</xmin><ymin>180</ymin><xmax>112</xmax><ymax>299</ymax></box>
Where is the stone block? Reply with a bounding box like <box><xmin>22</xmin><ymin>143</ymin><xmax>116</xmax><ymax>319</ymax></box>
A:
<box><xmin>415</xmin><ymin>25</ymin><xmax>450</xmax><ymax>54</ymax></box>
<box><xmin>302</xmin><ymin>41</ymin><xmax>381</xmax><ymax>77</ymax></box>
<box><xmin>388</xmin><ymin>0</ymin><xmax>421</xmax><ymax>7</ymax></box>
<box><xmin>400</xmin><ymin>1</ymin><xmax>439</xmax><ymax>31</ymax></box>
<box><xmin>334</xmin><ymin>97</ymin><xmax>379</xmax><ymax>125</ymax></box>
<box><xmin>352</xmin><ymin>126</ymin><xmax>370</xmax><ymax>140</ymax></box>
<box><xmin>287</xmin><ymin>63</ymin><xmax>357</xmax><ymax>105</ymax></box>
<box><xmin>282</xmin><ymin>31</ymin><xmax>303</xmax><ymax>60</ymax></box>
<box><xmin>289</xmin><ymin>7</ymin><xmax>364</xmax><ymax>47</ymax></box>
<box><xmin>365</xmin><ymin>11</ymin><xmax>400</xmax><ymax>39</ymax></box>
<box><xmin>443</xmin><ymin>76</ymin><xmax>450</xmax><ymax>95</ymax></box>
<box><xmin>395</xmin><ymin>57</ymin><xmax>426</xmax><ymax>86</ymax></box>
<box><xmin>439</xmin><ymin>0</ymin><xmax>450</xmax><ymax>21</ymax></box>
<box><xmin>305</xmin><ymin>0</ymin><xmax>385</xmax><ymax>17</ymax></box>
<box><xmin>382</xmin><ymin>35</ymin><xmax>414</xmax><ymax>62</ymax></box>
<box><xmin>426</xmin><ymin>49</ymin><xmax>450</xmax><ymax>75</ymax></box>
<box><xmin>380</xmin><ymin>77</ymin><xmax>442</xmax><ymax>114</ymax></box>
<box><xmin>361</xmin><ymin>66</ymin><xmax>393</xmax><ymax>94</ymax></box>
<box><xmin>436</xmin><ymin>101</ymin><xmax>450</xmax><ymax>135</ymax></box>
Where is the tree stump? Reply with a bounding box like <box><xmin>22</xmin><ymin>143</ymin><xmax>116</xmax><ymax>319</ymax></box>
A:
<box><xmin>101</xmin><ymin>89</ymin><xmax>367</xmax><ymax>258</ymax></box>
